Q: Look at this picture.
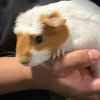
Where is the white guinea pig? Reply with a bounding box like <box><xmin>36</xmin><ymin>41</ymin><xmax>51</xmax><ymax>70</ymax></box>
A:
<box><xmin>14</xmin><ymin>0</ymin><xmax>100</xmax><ymax>76</ymax></box>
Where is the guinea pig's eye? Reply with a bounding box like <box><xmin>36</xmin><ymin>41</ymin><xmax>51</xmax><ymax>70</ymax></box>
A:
<box><xmin>34</xmin><ymin>35</ymin><xmax>43</xmax><ymax>44</ymax></box>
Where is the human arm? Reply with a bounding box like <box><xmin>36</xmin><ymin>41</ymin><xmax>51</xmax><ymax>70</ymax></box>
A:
<box><xmin>0</xmin><ymin>49</ymin><xmax>100</xmax><ymax>99</ymax></box>
<box><xmin>0</xmin><ymin>57</ymin><xmax>35</xmax><ymax>94</ymax></box>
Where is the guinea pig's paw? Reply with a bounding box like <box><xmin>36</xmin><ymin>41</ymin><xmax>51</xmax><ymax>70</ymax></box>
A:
<box><xmin>52</xmin><ymin>49</ymin><xmax>61</xmax><ymax>59</ymax></box>
<box><xmin>52</xmin><ymin>48</ymin><xmax>66</xmax><ymax>59</ymax></box>
<box><xmin>61</xmin><ymin>48</ymin><xmax>66</xmax><ymax>56</ymax></box>
<box><xmin>52</xmin><ymin>52</ymin><xmax>56</xmax><ymax>59</ymax></box>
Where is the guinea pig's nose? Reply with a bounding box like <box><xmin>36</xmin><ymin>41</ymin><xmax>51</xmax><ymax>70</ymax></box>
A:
<box><xmin>20</xmin><ymin>60</ymin><xmax>29</xmax><ymax>65</ymax></box>
<box><xmin>18</xmin><ymin>58</ymin><xmax>30</xmax><ymax>65</ymax></box>
<box><xmin>16</xmin><ymin>55</ymin><xmax>31</xmax><ymax>65</ymax></box>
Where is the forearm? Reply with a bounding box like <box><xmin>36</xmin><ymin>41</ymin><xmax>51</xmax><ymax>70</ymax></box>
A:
<box><xmin>0</xmin><ymin>49</ymin><xmax>99</xmax><ymax>98</ymax></box>
<box><xmin>0</xmin><ymin>57</ymin><xmax>38</xmax><ymax>95</ymax></box>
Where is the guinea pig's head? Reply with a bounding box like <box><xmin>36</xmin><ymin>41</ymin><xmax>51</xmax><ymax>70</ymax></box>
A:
<box><xmin>14</xmin><ymin>11</ymin><xmax>69</xmax><ymax>67</ymax></box>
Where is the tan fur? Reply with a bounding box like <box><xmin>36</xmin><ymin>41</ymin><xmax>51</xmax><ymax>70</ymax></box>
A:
<box><xmin>35</xmin><ymin>23</ymin><xmax>69</xmax><ymax>52</ymax></box>
<box><xmin>16</xmin><ymin>25</ymin><xmax>68</xmax><ymax>62</ymax></box>
<box><xmin>38</xmin><ymin>12</ymin><xmax>69</xmax><ymax>51</ymax></box>
<box><xmin>16</xmin><ymin>34</ymin><xmax>32</xmax><ymax>63</ymax></box>
<box><xmin>40</xmin><ymin>12</ymin><xmax>60</xmax><ymax>22</ymax></box>
<box><xmin>16</xmin><ymin>12</ymin><xmax>69</xmax><ymax>63</ymax></box>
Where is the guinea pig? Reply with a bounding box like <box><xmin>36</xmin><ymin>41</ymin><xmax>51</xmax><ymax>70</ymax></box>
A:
<box><xmin>14</xmin><ymin>0</ymin><xmax>100</xmax><ymax>76</ymax></box>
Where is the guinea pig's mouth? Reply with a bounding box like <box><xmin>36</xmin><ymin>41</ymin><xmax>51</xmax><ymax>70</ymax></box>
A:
<box><xmin>20</xmin><ymin>60</ymin><xmax>30</xmax><ymax>65</ymax></box>
<box><xmin>16</xmin><ymin>55</ymin><xmax>32</xmax><ymax>66</ymax></box>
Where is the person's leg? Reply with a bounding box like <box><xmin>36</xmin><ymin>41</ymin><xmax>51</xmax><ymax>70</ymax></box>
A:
<box><xmin>0</xmin><ymin>0</ymin><xmax>8</xmax><ymax>39</ymax></box>
<box><xmin>0</xmin><ymin>90</ymin><xmax>51</xmax><ymax>100</ymax></box>
<box><xmin>50</xmin><ymin>92</ymin><xmax>65</xmax><ymax>100</ymax></box>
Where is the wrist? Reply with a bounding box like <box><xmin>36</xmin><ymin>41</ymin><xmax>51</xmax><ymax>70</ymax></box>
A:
<box><xmin>23</xmin><ymin>66</ymin><xmax>48</xmax><ymax>90</ymax></box>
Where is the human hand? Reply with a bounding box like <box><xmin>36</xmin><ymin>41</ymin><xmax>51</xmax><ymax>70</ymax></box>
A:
<box><xmin>29</xmin><ymin>49</ymin><xmax>100</xmax><ymax>100</ymax></box>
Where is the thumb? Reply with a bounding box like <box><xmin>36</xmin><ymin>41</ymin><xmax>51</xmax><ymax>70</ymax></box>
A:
<box><xmin>54</xmin><ymin>50</ymin><xmax>100</xmax><ymax>72</ymax></box>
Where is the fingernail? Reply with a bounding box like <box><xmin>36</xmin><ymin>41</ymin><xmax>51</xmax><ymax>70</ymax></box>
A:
<box><xmin>88</xmin><ymin>50</ymin><xmax>100</xmax><ymax>61</ymax></box>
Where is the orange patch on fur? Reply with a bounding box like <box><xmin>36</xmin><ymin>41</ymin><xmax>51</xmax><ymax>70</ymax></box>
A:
<box><xmin>31</xmin><ymin>25</ymin><xmax>69</xmax><ymax>52</ymax></box>
<box><xmin>16</xmin><ymin>23</ymin><xmax>69</xmax><ymax>62</ymax></box>
<box><xmin>34</xmin><ymin>24</ymin><xmax>69</xmax><ymax>52</ymax></box>
<box><xmin>38</xmin><ymin>12</ymin><xmax>69</xmax><ymax>52</ymax></box>
<box><xmin>16</xmin><ymin>12</ymin><xmax>69</xmax><ymax>63</ymax></box>
<box><xmin>40</xmin><ymin>12</ymin><xmax>60</xmax><ymax>22</ymax></box>
<box><xmin>16</xmin><ymin>34</ymin><xmax>32</xmax><ymax>63</ymax></box>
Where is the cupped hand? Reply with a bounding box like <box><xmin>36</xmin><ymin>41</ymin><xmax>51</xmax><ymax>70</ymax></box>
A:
<box><xmin>30</xmin><ymin>49</ymin><xmax>100</xmax><ymax>99</ymax></box>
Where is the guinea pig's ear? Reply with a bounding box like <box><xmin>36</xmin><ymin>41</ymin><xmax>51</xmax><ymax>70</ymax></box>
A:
<box><xmin>43</xmin><ymin>17</ymin><xmax>66</xmax><ymax>27</ymax></box>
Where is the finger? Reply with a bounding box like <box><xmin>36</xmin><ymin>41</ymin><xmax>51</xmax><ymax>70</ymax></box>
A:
<box><xmin>91</xmin><ymin>78</ymin><xmax>100</xmax><ymax>91</ymax></box>
<box><xmin>54</xmin><ymin>50</ymin><xmax>100</xmax><ymax>71</ymax></box>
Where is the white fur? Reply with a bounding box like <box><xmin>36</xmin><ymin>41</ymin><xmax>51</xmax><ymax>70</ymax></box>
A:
<box><xmin>14</xmin><ymin>0</ymin><xmax>100</xmax><ymax>74</ymax></box>
<box><xmin>28</xmin><ymin>50</ymin><xmax>51</xmax><ymax>67</ymax></box>
<box><xmin>14</xmin><ymin>9</ymin><xmax>44</xmax><ymax>35</ymax></box>
<box><xmin>14</xmin><ymin>0</ymin><xmax>100</xmax><ymax>35</ymax></box>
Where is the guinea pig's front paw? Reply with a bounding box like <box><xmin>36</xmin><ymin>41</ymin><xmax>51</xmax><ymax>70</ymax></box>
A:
<box><xmin>52</xmin><ymin>48</ymin><xmax>66</xmax><ymax>59</ymax></box>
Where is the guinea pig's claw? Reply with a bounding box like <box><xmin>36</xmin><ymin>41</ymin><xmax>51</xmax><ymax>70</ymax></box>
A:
<box><xmin>57</xmin><ymin>49</ymin><xmax>61</xmax><ymax>58</ymax></box>
<box><xmin>52</xmin><ymin>48</ymin><xmax>66</xmax><ymax>59</ymax></box>
<box><xmin>52</xmin><ymin>49</ymin><xmax>61</xmax><ymax>59</ymax></box>
<box><xmin>61</xmin><ymin>49</ymin><xmax>66</xmax><ymax>56</ymax></box>
<box><xmin>52</xmin><ymin>53</ymin><xmax>56</xmax><ymax>59</ymax></box>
